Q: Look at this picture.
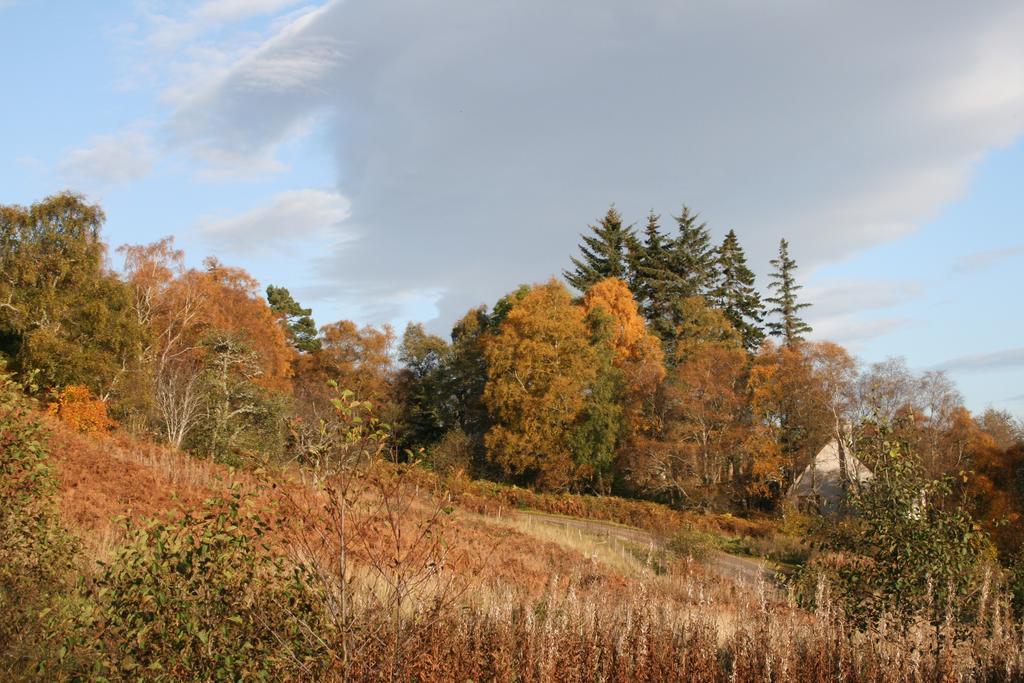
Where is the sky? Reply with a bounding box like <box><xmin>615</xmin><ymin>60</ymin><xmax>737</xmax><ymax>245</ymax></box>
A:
<box><xmin>1</xmin><ymin>0</ymin><xmax>1022</xmax><ymax>415</ymax></box>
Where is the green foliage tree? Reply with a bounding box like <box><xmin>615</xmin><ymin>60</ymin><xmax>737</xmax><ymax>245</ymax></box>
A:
<box><xmin>395</xmin><ymin>322</ymin><xmax>451</xmax><ymax>450</ymax></box>
<box><xmin>766</xmin><ymin>238</ymin><xmax>812</xmax><ymax>346</ymax></box>
<box><xmin>0</xmin><ymin>193</ymin><xmax>143</xmax><ymax>396</ymax></box>
<box><xmin>569</xmin><ymin>307</ymin><xmax>625</xmax><ymax>493</ymax></box>
<box><xmin>564</xmin><ymin>206</ymin><xmax>635</xmax><ymax>292</ymax></box>
<box><xmin>712</xmin><ymin>229</ymin><xmax>765</xmax><ymax>352</ymax></box>
<box><xmin>815</xmin><ymin>438</ymin><xmax>993</xmax><ymax>664</ymax></box>
<box><xmin>193</xmin><ymin>333</ymin><xmax>286</xmax><ymax>463</ymax></box>
<box><xmin>629</xmin><ymin>205</ymin><xmax>719</xmax><ymax>352</ymax></box>
<box><xmin>266</xmin><ymin>285</ymin><xmax>320</xmax><ymax>352</ymax></box>
<box><xmin>442</xmin><ymin>306</ymin><xmax>493</xmax><ymax>467</ymax></box>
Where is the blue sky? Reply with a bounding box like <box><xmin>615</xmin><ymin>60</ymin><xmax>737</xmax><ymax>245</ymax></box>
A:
<box><xmin>2</xmin><ymin>0</ymin><xmax>1023</xmax><ymax>415</ymax></box>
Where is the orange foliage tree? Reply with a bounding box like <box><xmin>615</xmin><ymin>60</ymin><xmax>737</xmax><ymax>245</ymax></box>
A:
<box><xmin>658</xmin><ymin>344</ymin><xmax>748</xmax><ymax>504</ymax></box>
<box><xmin>120</xmin><ymin>240</ymin><xmax>293</xmax><ymax>449</ymax></box>
<box><xmin>583</xmin><ymin>278</ymin><xmax>665</xmax><ymax>422</ymax></box>
<box><xmin>483</xmin><ymin>280</ymin><xmax>597</xmax><ymax>490</ymax></box>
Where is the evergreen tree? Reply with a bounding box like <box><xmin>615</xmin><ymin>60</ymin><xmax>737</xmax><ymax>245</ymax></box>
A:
<box><xmin>266</xmin><ymin>285</ymin><xmax>320</xmax><ymax>353</ymax></box>
<box><xmin>665</xmin><ymin>205</ymin><xmax>716</xmax><ymax>300</ymax></box>
<box><xmin>631</xmin><ymin>205</ymin><xmax>716</xmax><ymax>345</ymax></box>
<box><xmin>564</xmin><ymin>206</ymin><xmax>635</xmax><ymax>292</ymax></box>
<box><xmin>765</xmin><ymin>239</ymin><xmax>812</xmax><ymax>346</ymax></box>
<box><xmin>712</xmin><ymin>230</ymin><xmax>765</xmax><ymax>352</ymax></box>
<box><xmin>630</xmin><ymin>210</ymin><xmax>668</xmax><ymax>323</ymax></box>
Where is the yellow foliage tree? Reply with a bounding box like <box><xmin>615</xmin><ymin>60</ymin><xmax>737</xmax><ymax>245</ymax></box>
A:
<box><xmin>483</xmin><ymin>280</ymin><xmax>597</xmax><ymax>490</ymax></box>
<box><xmin>582</xmin><ymin>278</ymin><xmax>665</xmax><ymax>434</ymax></box>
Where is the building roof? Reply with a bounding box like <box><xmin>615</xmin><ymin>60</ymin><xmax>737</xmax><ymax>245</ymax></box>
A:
<box><xmin>789</xmin><ymin>438</ymin><xmax>873</xmax><ymax>514</ymax></box>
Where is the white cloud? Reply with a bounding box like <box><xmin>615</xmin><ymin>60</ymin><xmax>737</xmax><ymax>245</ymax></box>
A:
<box><xmin>127</xmin><ymin>1</ymin><xmax>1024</xmax><ymax>326</ymax></box>
<box><xmin>58</xmin><ymin>129</ymin><xmax>155</xmax><ymax>190</ymax></box>
<box><xmin>195</xmin><ymin>188</ymin><xmax>351</xmax><ymax>252</ymax></box>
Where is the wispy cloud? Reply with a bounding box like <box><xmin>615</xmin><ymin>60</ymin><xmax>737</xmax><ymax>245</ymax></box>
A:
<box><xmin>936</xmin><ymin>347</ymin><xmax>1024</xmax><ymax>373</ymax></box>
<box><xmin>57</xmin><ymin>129</ymin><xmax>155</xmax><ymax>190</ymax></box>
<box><xmin>806</xmin><ymin>278</ymin><xmax>923</xmax><ymax>319</ymax></box>
<box><xmin>195</xmin><ymin>188</ymin><xmax>351</xmax><ymax>252</ymax></box>
<box><xmin>953</xmin><ymin>242</ymin><xmax>1024</xmax><ymax>273</ymax></box>
<box><xmin>194</xmin><ymin>0</ymin><xmax>306</xmax><ymax>24</ymax></box>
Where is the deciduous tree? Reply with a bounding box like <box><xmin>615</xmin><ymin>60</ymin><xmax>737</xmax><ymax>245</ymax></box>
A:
<box><xmin>483</xmin><ymin>280</ymin><xmax>597</xmax><ymax>490</ymax></box>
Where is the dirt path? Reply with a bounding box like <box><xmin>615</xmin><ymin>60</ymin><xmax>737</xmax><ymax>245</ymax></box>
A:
<box><xmin>517</xmin><ymin>510</ymin><xmax>778</xmax><ymax>587</ymax></box>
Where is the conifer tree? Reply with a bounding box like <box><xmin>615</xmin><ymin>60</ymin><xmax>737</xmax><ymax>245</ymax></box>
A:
<box><xmin>712</xmin><ymin>230</ymin><xmax>765</xmax><ymax>352</ymax></box>
<box><xmin>266</xmin><ymin>285</ymin><xmax>320</xmax><ymax>353</ymax></box>
<box><xmin>765</xmin><ymin>239</ymin><xmax>812</xmax><ymax>346</ymax></box>
<box><xmin>665</xmin><ymin>205</ymin><xmax>716</xmax><ymax>300</ymax></box>
<box><xmin>564</xmin><ymin>206</ymin><xmax>635</xmax><ymax>292</ymax></box>
<box><xmin>630</xmin><ymin>210</ymin><xmax>668</xmax><ymax>323</ymax></box>
<box><xmin>631</xmin><ymin>205</ymin><xmax>716</xmax><ymax>344</ymax></box>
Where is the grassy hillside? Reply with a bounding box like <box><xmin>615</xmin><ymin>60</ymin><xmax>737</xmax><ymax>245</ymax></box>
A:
<box><xmin>4</xmin><ymin>386</ymin><xmax>1023</xmax><ymax>680</ymax></box>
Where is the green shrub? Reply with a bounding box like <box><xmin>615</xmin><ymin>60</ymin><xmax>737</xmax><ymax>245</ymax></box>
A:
<box><xmin>428</xmin><ymin>428</ymin><xmax>474</xmax><ymax>476</ymax></box>
<box><xmin>666</xmin><ymin>527</ymin><xmax>717</xmax><ymax>562</ymax></box>
<box><xmin>61</xmin><ymin>492</ymin><xmax>333</xmax><ymax>681</ymax></box>
<box><xmin>0</xmin><ymin>368</ymin><xmax>78</xmax><ymax>678</ymax></box>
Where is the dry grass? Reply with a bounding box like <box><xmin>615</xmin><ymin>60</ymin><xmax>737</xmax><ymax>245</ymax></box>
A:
<box><xmin>40</xmin><ymin>417</ymin><xmax>1024</xmax><ymax>681</ymax></box>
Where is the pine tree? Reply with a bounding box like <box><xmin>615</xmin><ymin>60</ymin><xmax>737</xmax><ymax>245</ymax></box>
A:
<box><xmin>712</xmin><ymin>230</ymin><xmax>765</xmax><ymax>352</ymax></box>
<box><xmin>666</xmin><ymin>205</ymin><xmax>716</xmax><ymax>300</ymax></box>
<box><xmin>266</xmin><ymin>285</ymin><xmax>321</xmax><ymax>352</ymax></box>
<box><xmin>632</xmin><ymin>205</ymin><xmax>716</xmax><ymax>344</ymax></box>
<box><xmin>765</xmin><ymin>239</ymin><xmax>812</xmax><ymax>346</ymax></box>
<box><xmin>630</xmin><ymin>210</ymin><xmax>668</xmax><ymax>323</ymax></box>
<box><xmin>564</xmin><ymin>206</ymin><xmax>635</xmax><ymax>292</ymax></box>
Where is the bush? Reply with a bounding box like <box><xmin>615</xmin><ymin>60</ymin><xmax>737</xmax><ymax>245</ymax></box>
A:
<box><xmin>46</xmin><ymin>384</ymin><xmax>115</xmax><ymax>434</ymax></box>
<box><xmin>0</xmin><ymin>369</ymin><xmax>78</xmax><ymax>678</ymax></box>
<box><xmin>60</xmin><ymin>492</ymin><xmax>333</xmax><ymax>681</ymax></box>
<box><xmin>666</xmin><ymin>527</ymin><xmax>717</xmax><ymax>562</ymax></box>
<box><xmin>427</xmin><ymin>428</ymin><xmax>474</xmax><ymax>476</ymax></box>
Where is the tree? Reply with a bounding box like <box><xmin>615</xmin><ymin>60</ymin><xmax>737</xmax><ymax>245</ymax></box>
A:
<box><xmin>0</xmin><ymin>194</ymin><xmax>142</xmax><ymax>397</ymax></box>
<box><xmin>564</xmin><ymin>207</ymin><xmax>635</xmax><ymax>292</ymax></box>
<box><xmin>711</xmin><ymin>230</ymin><xmax>764</xmax><ymax>352</ymax></box>
<box><xmin>445</xmin><ymin>306</ymin><xmax>492</xmax><ymax>445</ymax></box>
<box><xmin>582</xmin><ymin>278</ymin><xmax>665</xmax><ymax>434</ymax></box>
<box><xmin>748</xmin><ymin>341</ymin><xmax>832</xmax><ymax>498</ymax></box>
<box><xmin>818</xmin><ymin>438</ymin><xmax>992</xmax><ymax>675</ymax></box>
<box><xmin>663</xmin><ymin>295</ymin><xmax>743</xmax><ymax>365</ymax></box>
<box><xmin>483</xmin><ymin>280</ymin><xmax>597</xmax><ymax>490</ymax></box>
<box><xmin>568</xmin><ymin>306</ymin><xmax>623</xmax><ymax>492</ymax></box>
<box><xmin>628</xmin><ymin>210</ymin><xmax>667</xmax><ymax>320</ymax></box>
<box><xmin>658</xmin><ymin>343</ymin><xmax>749</xmax><ymax>505</ymax></box>
<box><xmin>765</xmin><ymin>239</ymin><xmax>812</xmax><ymax>345</ymax></box>
<box><xmin>194</xmin><ymin>332</ymin><xmax>285</xmax><ymax>463</ymax></box>
<box><xmin>666</xmin><ymin>205</ymin><xmax>716</xmax><ymax>300</ymax></box>
<box><xmin>120</xmin><ymin>242</ymin><xmax>293</xmax><ymax>448</ymax></box>
<box><xmin>395</xmin><ymin>322</ymin><xmax>451</xmax><ymax>450</ymax></box>
<box><xmin>266</xmin><ymin>285</ymin><xmax>320</xmax><ymax>353</ymax></box>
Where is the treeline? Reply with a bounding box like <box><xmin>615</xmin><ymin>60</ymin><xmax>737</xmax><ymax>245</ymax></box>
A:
<box><xmin>1</xmin><ymin>195</ymin><xmax>1022</xmax><ymax>553</ymax></box>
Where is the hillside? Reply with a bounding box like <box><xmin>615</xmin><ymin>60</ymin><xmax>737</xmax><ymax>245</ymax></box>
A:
<box><xmin>2</xmin><ymin>398</ymin><xmax>1018</xmax><ymax>681</ymax></box>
